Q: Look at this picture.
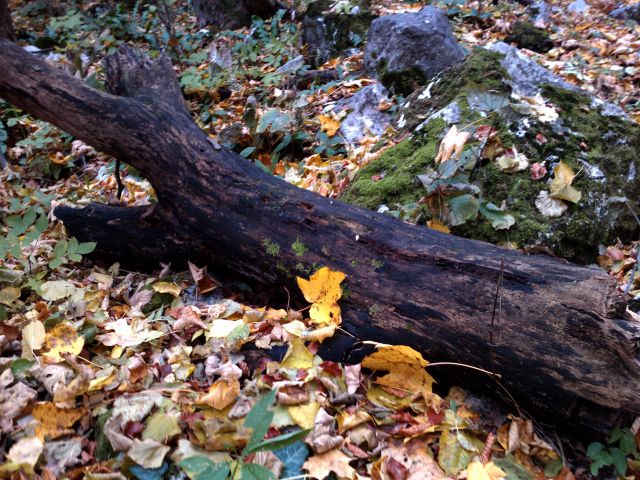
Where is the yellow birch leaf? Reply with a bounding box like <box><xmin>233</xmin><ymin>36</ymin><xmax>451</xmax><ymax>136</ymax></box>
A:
<box><xmin>42</xmin><ymin>322</ymin><xmax>84</xmax><ymax>363</ymax></box>
<box><xmin>549</xmin><ymin>161</ymin><xmax>582</xmax><ymax>203</ymax></box>
<box><xmin>280</xmin><ymin>337</ymin><xmax>314</xmax><ymax>369</ymax></box>
<box><xmin>288</xmin><ymin>401</ymin><xmax>320</xmax><ymax>429</ymax></box>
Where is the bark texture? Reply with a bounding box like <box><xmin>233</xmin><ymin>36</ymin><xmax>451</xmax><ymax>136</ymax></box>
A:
<box><xmin>0</xmin><ymin>0</ymin><xmax>16</xmax><ymax>41</ymax></box>
<box><xmin>1</xmin><ymin>39</ymin><xmax>639</xmax><ymax>434</ymax></box>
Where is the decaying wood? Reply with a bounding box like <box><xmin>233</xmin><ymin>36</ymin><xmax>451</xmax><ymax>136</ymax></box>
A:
<box><xmin>1</xmin><ymin>38</ymin><xmax>639</xmax><ymax>434</ymax></box>
<box><xmin>0</xmin><ymin>0</ymin><xmax>15</xmax><ymax>41</ymax></box>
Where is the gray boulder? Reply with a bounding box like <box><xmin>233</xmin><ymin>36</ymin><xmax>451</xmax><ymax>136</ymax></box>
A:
<box><xmin>488</xmin><ymin>42</ymin><xmax>625</xmax><ymax>116</ymax></box>
<box><xmin>336</xmin><ymin>83</ymin><xmax>392</xmax><ymax>144</ymax></box>
<box><xmin>610</xmin><ymin>3</ymin><xmax>640</xmax><ymax>22</ymax></box>
<box><xmin>364</xmin><ymin>6</ymin><xmax>466</xmax><ymax>95</ymax></box>
<box><xmin>567</xmin><ymin>0</ymin><xmax>590</xmax><ymax>13</ymax></box>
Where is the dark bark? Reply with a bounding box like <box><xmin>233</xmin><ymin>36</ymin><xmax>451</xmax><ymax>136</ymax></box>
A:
<box><xmin>0</xmin><ymin>0</ymin><xmax>16</xmax><ymax>41</ymax></box>
<box><xmin>1</xmin><ymin>39</ymin><xmax>639</xmax><ymax>435</ymax></box>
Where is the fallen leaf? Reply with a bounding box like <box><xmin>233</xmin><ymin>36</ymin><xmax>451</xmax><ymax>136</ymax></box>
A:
<box><xmin>296</xmin><ymin>267</ymin><xmax>345</xmax><ymax>325</ymax></box>
<box><xmin>319</xmin><ymin>113</ymin><xmax>341</xmax><ymax>137</ymax></box>
<box><xmin>549</xmin><ymin>161</ymin><xmax>581</xmax><ymax>203</ymax></box>
<box><xmin>467</xmin><ymin>461</ymin><xmax>507</xmax><ymax>480</ymax></box>
<box><xmin>127</xmin><ymin>438</ymin><xmax>170</xmax><ymax>469</ymax></box>
<box><xmin>288</xmin><ymin>401</ymin><xmax>321</xmax><ymax>429</ymax></box>
<box><xmin>435</xmin><ymin>125</ymin><xmax>470</xmax><ymax>163</ymax></box>
<box><xmin>6</xmin><ymin>436</ymin><xmax>43</xmax><ymax>470</ymax></box>
<box><xmin>362</xmin><ymin>345</ymin><xmax>434</xmax><ymax>399</ymax></box>
<box><xmin>33</xmin><ymin>402</ymin><xmax>86</xmax><ymax>440</ymax></box>
<box><xmin>280</xmin><ymin>337</ymin><xmax>315</xmax><ymax>370</ymax></box>
<box><xmin>42</xmin><ymin>322</ymin><xmax>84</xmax><ymax>363</ymax></box>
<box><xmin>198</xmin><ymin>377</ymin><xmax>240</xmax><ymax>410</ymax></box>
<box><xmin>22</xmin><ymin>320</ymin><xmax>46</xmax><ymax>358</ymax></box>
<box><xmin>303</xmin><ymin>448</ymin><xmax>356</xmax><ymax>480</ymax></box>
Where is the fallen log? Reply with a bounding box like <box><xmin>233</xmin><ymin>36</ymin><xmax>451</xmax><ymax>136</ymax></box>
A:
<box><xmin>1</xmin><ymin>38</ymin><xmax>639</xmax><ymax>435</ymax></box>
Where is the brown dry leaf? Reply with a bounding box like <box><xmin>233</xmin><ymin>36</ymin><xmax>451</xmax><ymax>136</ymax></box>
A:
<box><xmin>435</xmin><ymin>125</ymin><xmax>470</xmax><ymax>163</ymax></box>
<box><xmin>33</xmin><ymin>402</ymin><xmax>86</xmax><ymax>440</ymax></box>
<box><xmin>188</xmin><ymin>261</ymin><xmax>218</xmax><ymax>295</ymax></box>
<box><xmin>198</xmin><ymin>377</ymin><xmax>240</xmax><ymax>410</ymax></box>
<box><xmin>303</xmin><ymin>448</ymin><xmax>356</xmax><ymax>480</ymax></box>
<box><xmin>42</xmin><ymin>322</ymin><xmax>84</xmax><ymax>363</ymax></box>
<box><xmin>380</xmin><ymin>437</ymin><xmax>447</xmax><ymax>480</ymax></box>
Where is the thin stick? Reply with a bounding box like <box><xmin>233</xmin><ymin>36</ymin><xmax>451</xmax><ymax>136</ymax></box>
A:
<box><xmin>489</xmin><ymin>258</ymin><xmax>504</xmax><ymax>346</ymax></box>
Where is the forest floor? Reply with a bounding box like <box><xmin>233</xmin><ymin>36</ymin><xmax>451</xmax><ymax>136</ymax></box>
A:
<box><xmin>1</xmin><ymin>0</ymin><xmax>640</xmax><ymax>479</ymax></box>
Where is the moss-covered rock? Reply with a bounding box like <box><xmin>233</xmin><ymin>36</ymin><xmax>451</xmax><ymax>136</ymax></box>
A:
<box><xmin>341</xmin><ymin>48</ymin><xmax>640</xmax><ymax>262</ymax></box>
<box><xmin>504</xmin><ymin>21</ymin><xmax>554</xmax><ymax>53</ymax></box>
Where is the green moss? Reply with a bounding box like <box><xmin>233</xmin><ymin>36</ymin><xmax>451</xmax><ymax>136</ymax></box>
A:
<box><xmin>262</xmin><ymin>238</ymin><xmax>280</xmax><ymax>256</ymax></box>
<box><xmin>504</xmin><ymin>21</ymin><xmax>553</xmax><ymax>53</ymax></box>
<box><xmin>342</xmin><ymin>118</ymin><xmax>446</xmax><ymax>209</ymax></box>
<box><xmin>291</xmin><ymin>237</ymin><xmax>308</xmax><ymax>257</ymax></box>
<box><xmin>340</xmin><ymin>49</ymin><xmax>640</xmax><ymax>262</ymax></box>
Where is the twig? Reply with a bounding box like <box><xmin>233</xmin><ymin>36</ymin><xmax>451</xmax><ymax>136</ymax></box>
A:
<box><xmin>489</xmin><ymin>258</ymin><xmax>504</xmax><ymax>346</ymax></box>
<box><xmin>114</xmin><ymin>157</ymin><xmax>124</xmax><ymax>200</ymax></box>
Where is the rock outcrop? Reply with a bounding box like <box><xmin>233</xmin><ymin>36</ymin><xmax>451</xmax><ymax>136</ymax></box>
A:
<box><xmin>364</xmin><ymin>6</ymin><xmax>466</xmax><ymax>95</ymax></box>
<box><xmin>343</xmin><ymin>46</ymin><xmax>640</xmax><ymax>262</ymax></box>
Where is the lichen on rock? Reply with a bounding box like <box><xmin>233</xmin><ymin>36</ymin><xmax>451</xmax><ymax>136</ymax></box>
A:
<box><xmin>341</xmin><ymin>47</ymin><xmax>640</xmax><ymax>262</ymax></box>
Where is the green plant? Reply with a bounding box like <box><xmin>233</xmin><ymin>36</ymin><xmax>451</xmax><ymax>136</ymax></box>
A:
<box><xmin>587</xmin><ymin>427</ymin><xmax>640</xmax><ymax>476</ymax></box>
<box><xmin>178</xmin><ymin>390</ymin><xmax>309</xmax><ymax>480</ymax></box>
<box><xmin>49</xmin><ymin>238</ymin><xmax>97</xmax><ymax>269</ymax></box>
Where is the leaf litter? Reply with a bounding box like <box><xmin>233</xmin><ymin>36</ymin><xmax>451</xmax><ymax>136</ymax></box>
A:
<box><xmin>2</xmin><ymin>0</ymin><xmax>640</xmax><ymax>478</ymax></box>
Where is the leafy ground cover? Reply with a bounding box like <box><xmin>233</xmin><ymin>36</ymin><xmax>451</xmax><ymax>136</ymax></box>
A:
<box><xmin>1</xmin><ymin>0</ymin><xmax>640</xmax><ymax>479</ymax></box>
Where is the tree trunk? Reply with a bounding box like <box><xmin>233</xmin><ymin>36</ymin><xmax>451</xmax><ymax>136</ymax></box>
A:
<box><xmin>1</xmin><ymin>39</ymin><xmax>639</xmax><ymax>435</ymax></box>
<box><xmin>0</xmin><ymin>0</ymin><xmax>15</xmax><ymax>41</ymax></box>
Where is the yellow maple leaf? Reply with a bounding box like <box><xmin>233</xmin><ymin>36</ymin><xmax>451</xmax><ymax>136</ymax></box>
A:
<box><xmin>318</xmin><ymin>113</ymin><xmax>341</xmax><ymax>137</ymax></box>
<box><xmin>362</xmin><ymin>345</ymin><xmax>434</xmax><ymax>399</ymax></box>
<box><xmin>296</xmin><ymin>267</ymin><xmax>345</xmax><ymax>325</ymax></box>
<box><xmin>549</xmin><ymin>161</ymin><xmax>581</xmax><ymax>203</ymax></box>
<box><xmin>297</xmin><ymin>267</ymin><xmax>345</xmax><ymax>305</ymax></box>
<box><xmin>42</xmin><ymin>322</ymin><xmax>84</xmax><ymax>363</ymax></box>
<box><xmin>280</xmin><ymin>337</ymin><xmax>314</xmax><ymax>369</ymax></box>
<box><xmin>32</xmin><ymin>402</ymin><xmax>86</xmax><ymax>440</ymax></box>
<box><xmin>467</xmin><ymin>461</ymin><xmax>506</xmax><ymax>480</ymax></box>
<box><xmin>435</xmin><ymin>125</ymin><xmax>470</xmax><ymax>163</ymax></box>
<box><xmin>303</xmin><ymin>448</ymin><xmax>356</xmax><ymax>480</ymax></box>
